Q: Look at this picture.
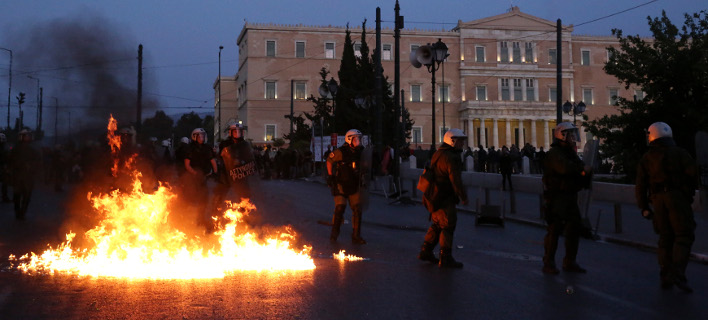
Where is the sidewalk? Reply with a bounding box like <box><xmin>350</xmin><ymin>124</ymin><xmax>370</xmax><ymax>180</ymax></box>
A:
<box><xmin>305</xmin><ymin>174</ymin><xmax>708</xmax><ymax>264</ymax></box>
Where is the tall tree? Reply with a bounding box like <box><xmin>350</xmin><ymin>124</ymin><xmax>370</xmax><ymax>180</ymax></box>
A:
<box><xmin>174</xmin><ymin>112</ymin><xmax>203</xmax><ymax>142</ymax></box>
<box><xmin>141</xmin><ymin>110</ymin><xmax>174</xmax><ymax>141</ymax></box>
<box><xmin>586</xmin><ymin>10</ymin><xmax>708</xmax><ymax>180</ymax></box>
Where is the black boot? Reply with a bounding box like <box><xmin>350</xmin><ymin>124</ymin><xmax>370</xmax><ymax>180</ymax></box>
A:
<box><xmin>351</xmin><ymin>206</ymin><xmax>366</xmax><ymax>244</ymax></box>
<box><xmin>418</xmin><ymin>242</ymin><xmax>438</xmax><ymax>263</ymax></box>
<box><xmin>330</xmin><ymin>205</ymin><xmax>345</xmax><ymax>243</ymax></box>
<box><xmin>439</xmin><ymin>247</ymin><xmax>463</xmax><ymax>268</ymax></box>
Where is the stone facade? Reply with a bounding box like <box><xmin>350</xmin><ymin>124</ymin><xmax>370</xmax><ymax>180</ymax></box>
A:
<box><xmin>219</xmin><ymin>7</ymin><xmax>641</xmax><ymax>151</ymax></box>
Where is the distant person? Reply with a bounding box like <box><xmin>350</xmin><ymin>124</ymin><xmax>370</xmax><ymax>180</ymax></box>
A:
<box><xmin>8</xmin><ymin>129</ymin><xmax>41</xmax><ymax>220</ymax></box>
<box><xmin>499</xmin><ymin>146</ymin><xmax>513</xmax><ymax>191</ymax></box>
<box><xmin>635</xmin><ymin>122</ymin><xmax>697</xmax><ymax>293</ymax></box>
<box><xmin>0</xmin><ymin>133</ymin><xmax>10</xmax><ymax>202</ymax></box>
<box><xmin>417</xmin><ymin>129</ymin><xmax>468</xmax><ymax>268</ymax></box>
<box><xmin>541</xmin><ymin>122</ymin><xmax>591</xmax><ymax>275</ymax></box>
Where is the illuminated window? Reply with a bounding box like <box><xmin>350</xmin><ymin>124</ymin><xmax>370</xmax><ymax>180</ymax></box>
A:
<box><xmin>411</xmin><ymin>85</ymin><xmax>421</xmax><ymax>102</ymax></box>
<box><xmin>294</xmin><ymin>82</ymin><xmax>306</xmax><ymax>100</ymax></box>
<box><xmin>581</xmin><ymin>50</ymin><xmax>590</xmax><ymax>66</ymax></box>
<box><xmin>265</xmin><ymin>81</ymin><xmax>276</xmax><ymax>99</ymax></box>
<box><xmin>500</xmin><ymin>41</ymin><xmax>509</xmax><ymax>63</ymax></box>
<box><xmin>525</xmin><ymin>42</ymin><xmax>533</xmax><ymax>63</ymax></box>
<box><xmin>583</xmin><ymin>88</ymin><xmax>593</xmax><ymax>105</ymax></box>
<box><xmin>549</xmin><ymin>87</ymin><xmax>557</xmax><ymax>102</ymax></box>
<box><xmin>412</xmin><ymin>126</ymin><xmax>422</xmax><ymax>143</ymax></box>
<box><xmin>265</xmin><ymin>124</ymin><xmax>276</xmax><ymax>141</ymax></box>
<box><xmin>609</xmin><ymin>88</ymin><xmax>619</xmax><ymax>105</ymax></box>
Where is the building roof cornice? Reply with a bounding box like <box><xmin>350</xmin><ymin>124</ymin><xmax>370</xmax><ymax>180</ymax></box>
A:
<box><xmin>453</xmin><ymin>6</ymin><xmax>573</xmax><ymax>33</ymax></box>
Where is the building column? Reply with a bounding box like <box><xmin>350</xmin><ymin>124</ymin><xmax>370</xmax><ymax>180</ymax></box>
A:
<box><xmin>467</xmin><ymin>118</ymin><xmax>475</xmax><ymax>149</ymax></box>
<box><xmin>531</xmin><ymin>118</ymin><xmax>538</xmax><ymax>148</ymax></box>
<box><xmin>492</xmin><ymin>118</ymin><xmax>499</xmax><ymax>148</ymax></box>
<box><xmin>518</xmin><ymin>118</ymin><xmax>525</xmax><ymax>146</ymax></box>
<box><xmin>543</xmin><ymin>119</ymin><xmax>550</xmax><ymax>150</ymax></box>
<box><xmin>480</xmin><ymin>118</ymin><xmax>487</xmax><ymax>148</ymax></box>
<box><xmin>505</xmin><ymin>119</ymin><xmax>512</xmax><ymax>148</ymax></box>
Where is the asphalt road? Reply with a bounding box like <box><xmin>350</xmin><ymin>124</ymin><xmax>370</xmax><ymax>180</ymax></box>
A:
<box><xmin>1</xmin><ymin>179</ymin><xmax>707</xmax><ymax>319</ymax></box>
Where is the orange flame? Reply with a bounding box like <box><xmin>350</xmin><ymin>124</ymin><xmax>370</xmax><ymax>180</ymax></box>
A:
<box><xmin>333</xmin><ymin>250</ymin><xmax>364</xmax><ymax>261</ymax></box>
<box><xmin>107</xmin><ymin>114</ymin><xmax>121</xmax><ymax>176</ymax></box>
<box><xmin>8</xmin><ymin>116</ymin><xmax>315</xmax><ymax>279</ymax></box>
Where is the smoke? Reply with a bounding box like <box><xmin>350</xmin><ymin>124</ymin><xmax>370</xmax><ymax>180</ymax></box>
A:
<box><xmin>7</xmin><ymin>10</ymin><xmax>158</xmax><ymax>134</ymax></box>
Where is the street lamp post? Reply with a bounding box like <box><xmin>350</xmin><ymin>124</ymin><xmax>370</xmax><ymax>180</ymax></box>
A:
<box><xmin>410</xmin><ymin>38</ymin><xmax>448</xmax><ymax>148</ymax></box>
<box><xmin>562</xmin><ymin>100</ymin><xmax>586</xmax><ymax>125</ymax></box>
<box><xmin>218</xmin><ymin>45</ymin><xmax>223</xmax><ymax>142</ymax></box>
<box><xmin>27</xmin><ymin>75</ymin><xmax>40</xmax><ymax>130</ymax></box>
<box><xmin>0</xmin><ymin>47</ymin><xmax>11</xmax><ymax>130</ymax></box>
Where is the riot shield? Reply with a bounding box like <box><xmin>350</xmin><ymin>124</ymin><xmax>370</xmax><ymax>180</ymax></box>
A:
<box><xmin>578</xmin><ymin>140</ymin><xmax>599</xmax><ymax>239</ymax></box>
<box><xmin>359</xmin><ymin>146</ymin><xmax>374</xmax><ymax>213</ymax></box>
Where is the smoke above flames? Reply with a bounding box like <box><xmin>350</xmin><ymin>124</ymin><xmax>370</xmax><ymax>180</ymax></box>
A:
<box><xmin>5</xmin><ymin>9</ymin><xmax>158</xmax><ymax>133</ymax></box>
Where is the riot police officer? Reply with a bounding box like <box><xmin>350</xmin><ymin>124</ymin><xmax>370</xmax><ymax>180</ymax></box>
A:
<box><xmin>635</xmin><ymin>122</ymin><xmax>697</xmax><ymax>292</ymax></box>
<box><xmin>212</xmin><ymin>123</ymin><xmax>257</xmax><ymax>220</ymax></box>
<box><xmin>184</xmin><ymin>128</ymin><xmax>217</xmax><ymax>227</ymax></box>
<box><xmin>542</xmin><ymin>122</ymin><xmax>591</xmax><ymax>274</ymax></box>
<box><xmin>417</xmin><ymin>129</ymin><xmax>468</xmax><ymax>268</ymax></box>
<box><xmin>327</xmin><ymin>129</ymin><xmax>366</xmax><ymax>244</ymax></box>
<box><xmin>8</xmin><ymin>129</ymin><xmax>41</xmax><ymax>220</ymax></box>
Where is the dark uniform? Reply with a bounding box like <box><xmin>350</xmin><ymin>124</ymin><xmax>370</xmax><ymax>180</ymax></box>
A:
<box><xmin>542</xmin><ymin>139</ymin><xmax>589</xmax><ymax>274</ymax></box>
<box><xmin>636</xmin><ymin>136</ymin><xmax>697</xmax><ymax>292</ymax></box>
<box><xmin>184</xmin><ymin>141</ymin><xmax>216</xmax><ymax>226</ymax></box>
<box><xmin>9</xmin><ymin>136</ymin><xmax>41</xmax><ymax>220</ymax></box>
<box><xmin>418</xmin><ymin>142</ymin><xmax>468</xmax><ymax>267</ymax></box>
<box><xmin>0</xmin><ymin>139</ymin><xmax>10</xmax><ymax>202</ymax></box>
<box><xmin>327</xmin><ymin>142</ymin><xmax>366</xmax><ymax>244</ymax></box>
<box><xmin>212</xmin><ymin>137</ymin><xmax>257</xmax><ymax>218</ymax></box>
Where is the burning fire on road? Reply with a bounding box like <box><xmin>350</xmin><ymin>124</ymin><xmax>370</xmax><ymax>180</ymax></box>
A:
<box><xmin>8</xmin><ymin>116</ymin><xmax>315</xmax><ymax>279</ymax></box>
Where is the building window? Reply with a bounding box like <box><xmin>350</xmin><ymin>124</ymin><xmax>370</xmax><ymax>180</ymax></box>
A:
<box><xmin>513</xmin><ymin>79</ymin><xmax>522</xmax><ymax>101</ymax></box>
<box><xmin>583</xmin><ymin>88</ymin><xmax>593</xmax><ymax>105</ymax></box>
<box><xmin>501</xmin><ymin>79</ymin><xmax>510</xmax><ymax>101</ymax></box>
<box><xmin>325</xmin><ymin>42</ymin><xmax>335</xmax><ymax>59</ymax></box>
<box><xmin>412</xmin><ymin>126</ymin><xmax>422</xmax><ymax>143</ymax></box>
<box><xmin>383</xmin><ymin>44</ymin><xmax>392</xmax><ymax>60</ymax></box>
<box><xmin>525</xmin><ymin>79</ymin><xmax>535</xmax><ymax>101</ymax></box>
<box><xmin>476</xmin><ymin>46</ymin><xmax>485</xmax><ymax>62</ymax></box>
<box><xmin>439</xmin><ymin>85</ymin><xmax>450</xmax><ymax>102</ymax></box>
<box><xmin>609</xmin><ymin>88</ymin><xmax>619</xmax><ymax>105</ymax></box>
<box><xmin>512</xmin><ymin>42</ymin><xmax>521</xmax><ymax>63</ymax></box>
<box><xmin>354</xmin><ymin>43</ymin><xmax>362</xmax><ymax>58</ymax></box>
<box><xmin>634</xmin><ymin>89</ymin><xmax>644</xmax><ymax>101</ymax></box>
<box><xmin>548</xmin><ymin>49</ymin><xmax>557</xmax><ymax>64</ymax></box>
<box><xmin>265</xmin><ymin>81</ymin><xmax>276</xmax><ymax>99</ymax></box>
<box><xmin>525</xmin><ymin>42</ymin><xmax>534</xmax><ymax>63</ymax></box>
<box><xmin>411</xmin><ymin>44</ymin><xmax>419</xmax><ymax>54</ymax></box>
<box><xmin>607</xmin><ymin>49</ymin><xmax>615</xmax><ymax>62</ymax></box>
<box><xmin>440</xmin><ymin>127</ymin><xmax>450</xmax><ymax>143</ymax></box>
<box><xmin>476</xmin><ymin>85</ymin><xmax>487</xmax><ymax>101</ymax></box>
<box><xmin>265</xmin><ymin>124</ymin><xmax>276</xmax><ymax>141</ymax></box>
<box><xmin>581</xmin><ymin>50</ymin><xmax>590</xmax><ymax>66</ymax></box>
<box><xmin>294</xmin><ymin>81</ymin><xmax>306</xmax><ymax>100</ymax></box>
<box><xmin>266</xmin><ymin>40</ymin><xmax>276</xmax><ymax>57</ymax></box>
<box><xmin>500</xmin><ymin>41</ymin><xmax>509</xmax><ymax>63</ymax></box>
<box><xmin>411</xmin><ymin>85</ymin><xmax>421</xmax><ymax>102</ymax></box>
<box><xmin>549</xmin><ymin>87</ymin><xmax>557</xmax><ymax>102</ymax></box>
<box><xmin>295</xmin><ymin>41</ymin><xmax>305</xmax><ymax>58</ymax></box>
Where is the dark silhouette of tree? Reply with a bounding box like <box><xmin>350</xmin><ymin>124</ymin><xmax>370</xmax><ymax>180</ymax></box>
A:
<box><xmin>585</xmin><ymin>10</ymin><xmax>708</xmax><ymax>180</ymax></box>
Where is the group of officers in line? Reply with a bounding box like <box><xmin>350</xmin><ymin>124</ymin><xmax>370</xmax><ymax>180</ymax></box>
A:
<box><xmin>326</xmin><ymin>121</ymin><xmax>697</xmax><ymax>293</ymax></box>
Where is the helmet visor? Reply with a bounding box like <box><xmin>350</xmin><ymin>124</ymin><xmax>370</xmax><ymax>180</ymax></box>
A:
<box><xmin>563</xmin><ymin>128</ymin><xmax>580</xmax><ymax>144</ymax></box>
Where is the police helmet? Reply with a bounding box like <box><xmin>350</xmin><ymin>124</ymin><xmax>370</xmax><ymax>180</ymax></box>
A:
<box><xmin>647</xmin><ymin>122</ymin><xmax>672</xmax><ymax>143</ymax></box>
<box><xmin>191</xmin><ymin>128</ymin><xmax>207</xmax><ymax>143</ymax></box>
<box><xmin>443</xmin><ymin>128</ymin><xmax>467</xmax><ymax>146</ymax></box>
<box><xmin>345</xmin><ymin>129</ymin><xmax>362</xmax><ymax>145</ymax></box>
<box><xmin>553</xmin><ymin>122</ymin><xmax>580</xmax><ymax>144</ymax></box>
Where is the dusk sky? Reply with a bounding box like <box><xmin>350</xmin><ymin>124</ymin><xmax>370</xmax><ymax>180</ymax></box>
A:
<box><xmin>0</xmin><ymin>0</ymin><xmax>705</xmax><ymax>134</ymax></box>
